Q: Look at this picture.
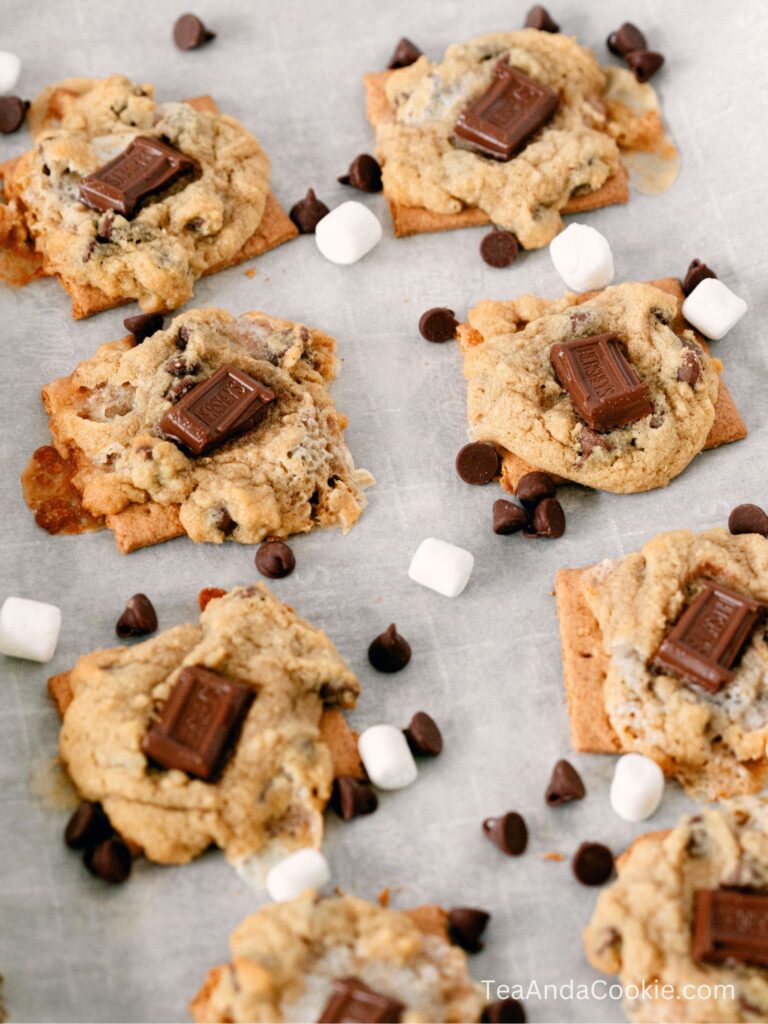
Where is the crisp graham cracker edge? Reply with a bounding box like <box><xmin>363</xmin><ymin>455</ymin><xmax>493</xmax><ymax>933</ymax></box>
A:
<box><xmin>362</xmin><ymin>70</ymin><xmax>630</xmax><ymax>239</ymax></box>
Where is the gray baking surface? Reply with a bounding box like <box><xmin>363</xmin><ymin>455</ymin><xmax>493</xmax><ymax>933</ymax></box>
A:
<box><xmin>1</xmin><ymin>1</ymin><xmax>766</xmax><ymax>1021</ymax></box>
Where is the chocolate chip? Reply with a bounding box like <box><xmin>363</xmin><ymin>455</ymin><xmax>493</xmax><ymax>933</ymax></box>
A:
<box><xmin>177</xmin><ymin>326</ymin><xmax>190</xmax><ymax>350</ymax></box>
<box><xmin>625</xmin><ymin>50</ymin><xmax>665</xmax><ymax>83</ymax></box>
<box><xmin>82</xmin><ymin>239</ymin><xmax>97</xmax><ymax>263</ymax></box>
<box><xmin>330</xmin><ymin>775</ymin><xmax>379</xmax><ymax>821</ymax></box>
<box><xmin>214</xmin><ymin>508</ymin><xmax>236</xmax><ymax>535</ymax></box>
<box><xmin>338</xmin><ymin>153</ymin><xmax>382</xmax><ymax>193</ymax></box>
<box><xmin>447</xmin><ymin>907</ymin><xmax>491</xmax><ymax>953</ymax></box>
<box><xmin>524</xmin><ymin>5</ymin><xmax>559</xmax><ymax>32</ymax></box>
<box><xmin>368</xmin><ymin>624</ymin><xmax>411</xmax><ymax>673</ymax></box>
<box><xmin>289</xmin><ymin>188</ymin><xmax>330</xmax><ymax>234</ymax></box>
<box><xmin>545</xmin><ymin>760</ymin><xmax>586</xmax><ymax>805</ymax></box>
<box><xmin>166</xmin><ymin>377</ymin><xmax>197</xmax><ymax>403</ymax></box>
<box><xmin>116</xmin><ymin>594</ymin><xmax>158</xmax><ymax>639</ymax></box>
<box><xmin>480</xmin><ymin>228</ymin><xmax>519</xmax><ymax>268</ymax></box>
<box><xmin>123</xmin><ymin>312</ymin><xmax>164</xmax><ymax>343</ymax></box>
<box><xmin>64</xmin><ymin>802</ymin><xmax>113</xmax><ymax>850</ymax></box>
<box><xmin>607</xmin><ymin>22</ymin><xmax>647</xmax><ymax>57</ymax></box>
<box><xmin>83</xmin><ymin>837</ymin><xmax>132</xmax><ymax>884</ymax></box>
<box><xmin>97</xmin><ymin>210</ymin><xmax>114</xmax><ymax>242</ymax></box>
<box><xmin>677</xmin><ymin>348</ymin><xmax>701</xmax><ymax>386</ymax></box>
<box><xmin>387</xmin><ymin>37</ymin><xmax>423</xmax><ymax>68</ymax></box>
<box><xmin>524</xmin><ymin>497</ymin><xmax>566</xmax><ymax>539</ymax></box>
<box><xmin>164</xmin><ymin>356</ymin><xmax>196</xmax><ymax>377</ymax></box>
<box><xmin>728</xmin><ymin>503</ymin><xmax>768</xmax><ymax>538</ymax></box>
<box><xmin>404</xmin><ymin>711</ymin><xmax>442</xmax><ymax>757</ymax></box>
<box><xmin>255</xmin><ymin>539</ymin><xmax>295</xmax><ymax>579</ymax></box>
<box><xmin>418</xmin><ymin>307</ymin><xmax>458</xmax><ymax>343</ymax></box>
<box><xmin>492</xmin><ymin>499</ymin><xmax>527</xmax><ymax>535</ymax></box>
<box><xmin>482</xmin><ymin>999</ymin><xmax>527</xmax><ymax>1023</ymax></box>
<box><xmin>0</xmin><ymin>96</ymin><xmax>27</xmax><ymax>134</ymax></box>
<box><xmin>173</xmin><ymin>13</ymin><xmax>216</xmax><ymax>50</ymax></box>
<box><xmin>516</xmin><ymin>471</ymin><xmax>556</xmax><ymax>508</ymax></box>
<box><xmin>579</xmin><ymin>427</ymin><xmax>612</xmax><ymax>462</ymax></box>
<box><xmin>572</xmin><ymin>842</ymin><xmax>614</xmax><ymax>886</ymax></box>
<box><xmin>456</xmin><ymin>442</ymin><xmax>501</xmax><ymax>485</ymax></box>
<box><xmin>483</xmin><ymin>811</ymin><xmax>528</xmax><ymax>856</ymax></box>
<box><xmin>683</xmin><ymin>259</ymin><xmax>717</xmax><ymax>296</ymax></box>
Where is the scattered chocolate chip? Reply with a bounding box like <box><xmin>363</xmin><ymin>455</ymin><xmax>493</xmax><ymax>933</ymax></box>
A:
<box><xmin>289</xmin><ymin>188</ymin><xmax>330</xmax><ymax>234</ymax></box>
<box><xmin>173</xmin><ymin>13</ymin><xmax>216</xmax><ymax>50</ymax></box>
<box><xmin>492</xmin><ymin>499</ymin><xmax>527</xmax><ymax>535</ymax></box>
<box><xmin>82</xmin><ymin>238</ymin><xmax>97</xmax><ymax>263</ymax></box>
<box><xmin>677</xmin><ymin>348</ymin><xmax>701</xmax><ymax>386</ymax></box>
<box><xmin>338</xmin><ymin>153</ymin><xmax>382</xmax><ymax>193</ymax></box>
<box><xmin>480</xmin><ymin>228</ymin><xmax>519</xmax><ymax>268</ymax></box>
<box><xmin>625</xmin><ymin>50</ymin><xmax>665</xmax><ymax>83</ymax></box>
<box><xmin>116</xmin><ymin>594</ymin><xmax>158</xmax><ymax>639</ymax></box>
<box><xmin>524</xmin><ymin>5</ymin><xmax>559</xmax><ymax>32</ymax></box>
<box><xmin>545</xmin><ymin>760</ymin><xmax>586</xmax><ymax>805</ymax></box>
<box><xmin>214</xmin><ymin>508</ymin><xmax>236</xmax><ymax>535</ymax></box>
<box><xmin>166</xmin><ymin>376</ymin><xmax>197</xmax><ymax>403</ymax></box>
<box><xmin>483</xmin><ymin>811</ymin><xmax>528</xmax><ymax>856</ymax></box>
<box><xmin>96</xmin><ymin>210</ymin><xmax>114</xmax><ymax>242</ymax></box>
<box><xmin>176</xmin><ymin>325</ymin><xmax>190</xmax><ymax>350</ymax></box>
<box><xmin>164</xmin><ymin>356</ymin><xmax>195</xmax><ymax>377</ymax></box>
<box><xmin>456</xmin><ymin>442</ymin><xmax>501</xmax><ymax>485</ymax></box>
<box><xmin>123</xmin><ymin>312</ymin><xmax>164</xmax><ymax>343</ymax></box>
<box><xmin>579</xmin><ymin>427</ymin><xmax>612</xmax><ymax>461</ymax></box>
<box><xmin>64</xmin><ymin>802</ymin><xmax>113</xmax><ymax>850</ymax></box>
<box><xmin>330</xmin><ymin>775</ymin><xmax>379</xmax><ymax>821</ymax></box>
<box><xmin>418</xmin><ymin>307</ymin><xmax>458</xmax><ymax>343</ymax></box>
<box><xmin>83</xmin><ymin>837</ymin><xmax>133</xmax><ymax>884</ymax></box>
<box><xmin>388</xmin><ymin>37</ymin><xmax>423</xmax><ymax>68</ymax></box>
<box><xmin>447</xmin><ymin>907</ymin><xmax>491</xmax><ymax>952</ymax></box>
<box><xmin>404</xmin><ymin>711</ymin><xmax>442</xmax><ymax>757</ymax></box>
<box><xmin>483</xmin><ymin>999</ymin><xmax>527</xmax><ymax>1023</ymax></box>
<box><xmin>368</xmin><ymin>623</ymin><xmax>411</xmax><ymax>673</ymax></box>
<box><xmin>683</xmin><ymin>259</ymin><xmax>717</xmax><ymax>296</ymax></box>
<box><xmin>255</xmin><ymin>539</ymin><xmax>295</xmax><ymax>579</ymax></box>
<box><xmin>572</xmin><ymin>842</ymin><xmax>614</xmax><ymax>886</ymax></box>
<box><xmin>516</xmin><ymin>471</ymin><xmax>556</xmax><ymax>508</ymax></box>
<box><xmin>0</xmin><ymin>96</ymin><xmax>28</xmax><ymax>134</ymax></box>
<box><xmin>649</xmin><ymin>410</ymin><xmax>666</xmax><ymax>428</ymax></box>
<box><xmin>728</xmin><ymin>503</ymin><xmax>768</xmax><ymax>538</ymax></box>
<box><xmin>607</xmin><ymin>22</ymin><xmax>647</xmax><ymax>57</ymax></box>
<box><xmin>525</xmin><ymin>497</ymin><xmax>566</xmax><ymax>539</ymax></box>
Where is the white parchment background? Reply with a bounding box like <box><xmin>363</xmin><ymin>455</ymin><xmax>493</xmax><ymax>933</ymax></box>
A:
<box><xmin>1</xmin><ymin>1</ymin><xmax>767</xmax><ymax>1021</ymax></box>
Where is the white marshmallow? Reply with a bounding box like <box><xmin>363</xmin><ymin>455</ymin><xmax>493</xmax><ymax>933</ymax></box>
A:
<box><xmin>408</xmin><ymin>537</ymin><xmax>474</xmax><ymax>598</ymax></box>
<box><xmin>0</xmin><ymin>597</ymin><xmax>61</xmax><ymax>663</ymax></box>
<box><xmin>682</xmin><ymin>278</ymin><xmax>747</xmax><ymax>340</ymax></box>
<box><xmin>315</xmin><ymin>201</ymin><xmax>382</xmax><ymax>265</ymax></box>
<box><xmin>610</xmin><ymin>753</ymin><xmax>665</xmax><ymax>822</ymax></box>
<box><xmin>549</xmin><ymin>223</ymin><xmax>614</xmax><ymax>292</ymax></box>
<box><xmin>358</xmin><ymin>724</ymin><xmax>418</xmax><ymax>790</ymax></box>
<box><xmin>266</xmin><ymin>848</ymin><xmax>330</xmax><ymax>902</ymax></box>
<box><xmin>0</xmin><ymin>52</ymin><xmax>21</xmax><ymax>95</ymax></box>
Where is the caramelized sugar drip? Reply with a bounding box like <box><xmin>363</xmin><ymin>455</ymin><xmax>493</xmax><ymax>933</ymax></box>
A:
<box><xmin>22</xmin><ymin>445</ymin><xmax>104</xmax><ymax>535</ymax></box>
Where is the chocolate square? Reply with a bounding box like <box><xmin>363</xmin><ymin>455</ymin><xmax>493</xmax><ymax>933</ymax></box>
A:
<box><xmin>454</xmin><ymin>60</ymin><xmax>558</xmax><ymax>161</ymax></box>
<box><xmin>550</xmin><ymin>333</ymin><xmax>653</xmax><ymax>432</ymax></box>
<box><xmin>79</xmin><ymin>135</ymin><xmax>197</xmax><ymax>218</ymax></box>
<box><xmin>159</xmin><ymin>364</ymin><xmax>276</xmax><ymax>455</ymax></box>
<box><xmin>651</xmin><ymin>580</ymin><xmax>764</xmax><ymax>693</ymax></box>
<box><xmin>141</xmin><ymin>665</ymin><xmax>254</xmax><ymax>780</ymax></box>
<box><xmin>693</xmin><ymin>889</ymin><xmax>768</xmax><ymax>967</ymax></box>
<box><xmin>318</xmin><ymin>978</ymin><xmax>403</xmax><ymax>1024</ymax></box>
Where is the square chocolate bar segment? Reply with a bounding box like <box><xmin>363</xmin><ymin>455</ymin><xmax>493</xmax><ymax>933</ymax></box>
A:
<box><xmin>693</xmin><ymin>889</ymin><xmax>768</xmax><ymax>967</ymax></box>
<box><xmin>454</xmin><ymin>60</ymin><xmax>558</xmax><ymax>161</ymax></box>
<box><xmin>550</xmin><ymin>333</ymin><xmax>653</xmax><ymax>432</ymax></box>
<box><xmin>318</xmin><ymin>977</ymin><xmax>403</xmax><ymax>1024</ymax></box>
<box><xmin>651</xmin><ymin>580</ymin><xmax>764</xmax><ymax>693</ymax></box>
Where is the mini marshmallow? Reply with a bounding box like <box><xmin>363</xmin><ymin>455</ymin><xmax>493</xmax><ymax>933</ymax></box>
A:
<box><xmin>549</xmin><ymin>223</ymin><xmax>614</xmax><ymax>292</ymax></box>
<box><xmin>682</xmin><ymin>277</ymin><xmax>747</xmax><ymax>340</ymax></box>
<box><xmin>358</xmin><ymin>724</ymin><xmax>418</xmax><ymax>790</ymax></box>
<box><xmin>609</xmin><ymin>753</ymin><xmax>665</xmax><ymax>822</ymax></box>
<box><xmin>0</xmin><ymin>52</ymin><xmax>21</xmax><ymax>95</ymax></box>
<box><xmin>408</xmin><ymin>537</ymin><xmax>474</xmax><ymax>598</ymax></box>
<box><xmin>315</xmin><ymin>201</ymin><xmax>382</xmax><ymax>265</ymax></box>
<box><xmin>0</xmin><ymin>596</ymin><xmax>61</xmax><ymax>663</ymax></box>
<box><xmin>266</xmin><ymin>848</ymin><xmax>330</xmax><ymax>902</ymax></box>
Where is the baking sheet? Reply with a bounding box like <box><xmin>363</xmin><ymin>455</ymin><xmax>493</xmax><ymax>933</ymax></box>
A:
<box><xmin>1</xmin><ymin>1</ymin><xmax>767</xmax><ymax>1021</ymax></box>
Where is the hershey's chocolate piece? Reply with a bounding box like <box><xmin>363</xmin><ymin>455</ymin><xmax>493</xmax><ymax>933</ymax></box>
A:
<box><xmin>651</xmin><ymin>580</ymin><xmax>764</xmax><ymax>693</ymax></box>
<box><xmin>160</xmin><ymin>364</ymin><xmax>275</xmax><ymax>455</ymax></box>
<box><xmin>550</xmin><ymin>333</ymin><xmax>653</xmax><ymax>432</ymax></box>
<box><xmin>142</xmin><ymin>665</ymin><xmax>254</xmax><ymax>780</ymax></box>
<box><xmin>454</xmin><ymin>60</ymin><xmax>558</xmax><ymax>161</ymax></box>
<box><xmin>387</xmin><ymin>38</ymin><xmax>423</xmax><ymax>69</ymax></box>
<box><xmin>318</xmin><ymin>977</ymin><xmax>403</xmax><ymax>1023</ymax></box>
<box><xmin>79</xmin><ymin>135</ymin><xmax>197</xmax><ymax>218</ymax></box>
<box><xmin>693</xmin><ymin>889</ymin><xmax>768</xmax><ymax>967</ymax></box>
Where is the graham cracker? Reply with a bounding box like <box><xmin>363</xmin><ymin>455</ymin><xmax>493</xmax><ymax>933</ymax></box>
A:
<box><xmin>105</xmin><ymin>502</ymin><xmax>185</xmax><ymax>554</ymax></box>
<box><xmin>459</xmin><ymin>277</ymin><xmax>747</xmax><ymax>494</ymax></box>
<box><xmin>362</xmin><ymin>70</ymin><xmax>630</xmax><ymax>239</ymax></box>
